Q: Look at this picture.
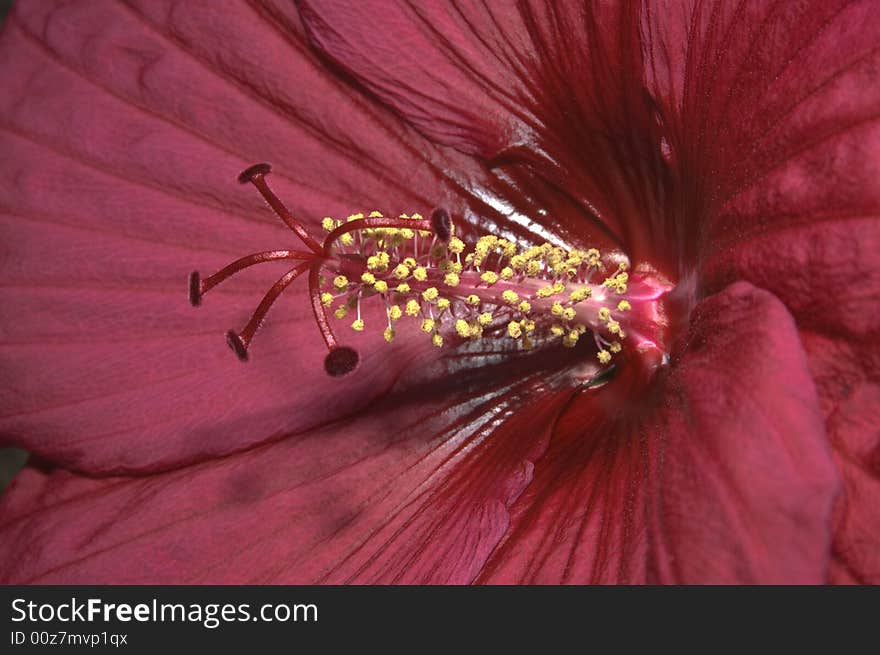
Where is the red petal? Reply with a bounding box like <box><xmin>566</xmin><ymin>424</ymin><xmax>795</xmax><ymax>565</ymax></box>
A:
<box><xmin>698</xmin><ymin>163</ymin><xmax>880</xmax><ymax>585</ymax></box>
<box><xmin>647</xmin><ymin>0</ymin><xmax>880</xmax><ymax>581</ymax></box>
<box><xmin>296</xmin><ymin>0</ymin><xmax>519</xmax><ymax>156</ymax></box>
<box><xmin>0</xmin><ymin>362</ymin><xmax>576</xmax><ymax>584</ymax></box>
<box><xmin>801</xmin><ymin>331</ymin><xmax>880</xmax><ymax>583</ymax></box>
<box><xmin>479</xmin><ymin>282</ymin><xmax>838</xmax><ymax>583</ymax></box>
<box><xmin>0</xmin><ymin>1</ymin><xmax>472</xmax><ymax>473</ymax></box>
<box><xmin>297</xmin><ymin>1</ymin><xmax>672</xmax><ymax>264</ymax></box>
<box><xmin>644</xmin><ymin>0</ymin><xmax>880</xmax><ymax>261</ymax></box>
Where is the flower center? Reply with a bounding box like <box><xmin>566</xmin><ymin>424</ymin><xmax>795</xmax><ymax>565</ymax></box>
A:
<box><xmin>189</xmin><ymin>164</ymin><xmax>672</xmax><ymax>377</ymax></box>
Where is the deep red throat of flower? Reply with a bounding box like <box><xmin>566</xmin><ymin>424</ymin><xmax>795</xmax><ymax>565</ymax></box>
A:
<box><xmin>0</xmin><ymin>0</ymin><xmax>877</xmax><ymax>585</ymax></box>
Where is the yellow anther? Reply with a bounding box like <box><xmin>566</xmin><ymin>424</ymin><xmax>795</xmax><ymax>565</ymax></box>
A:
<box><xmin>586</xmin><ymin>248</ymin><xmax>600</xmax><ymax>262</ymax></box>
<box><xmin>351</xmin><ymin>318</ymin><xmax>365</xmax><ymax>332</ymax></box>
<box><xmin>502</xmin><ymin>290</ymin><xmax>520</xmax><ymax>305</ymax></box>
<box><xmin>607</xmin><ymin>320</ymin><xmax>621</xmax><ymax>334</ymax></box>
<box><xmin>410</xmin><ymin>213</ymin><xmax>423</xmax><ymax>220</ymax></box>
<box><xmin>475</xmin><ymin>235</ymin><xmax>497</xmax><ymax>252</ymax></box>
<box><xmin>603</xmin><ymin>273</ymin><xmax>627</xmax><ymax>290</ymax></box>
<box><xmin>422</xmin><ymin>287</ymin><xmax>439</xmax><ymax>302</ymax></box>
<box><xmin>320</xmin><ymin>292</ymin><xmax>334</xmax><ymax>307</ymax></box>
<box><xmin>333</xmin><ymin>275</ymin><xmax>349</xmax><ymax>291</ymax></box>
<box><xmin>598</xmin><ymin>307</ymin><xmax>611</xmax><ymax>321</ymax></box>
<box><xmin>361</xmin><ymin>272</ymin><xmax>376</xmax><ymax>285</ymax></box>
<box><xmin>388</xmin><ymin>305</ymin><xmax>402</xmax><ymax>321</ymax></box>
<box><xmin>437</xmin><ymin>298</ymin><xmax>450</xmax><ymax>311</ymax></box>
<box><xmin>455</xmin><ymin>319</ymin><xmax>471</xmax><ymax>338</ymax></box>
<box><xmin>432</xmin><ymin>333</ymin><xmax>444</xmax><ymax>348</ymax></box>
<box><xmin>523</xmin><ymin>319</ymin><xmax>536</xmax><ymax>332</ymax></box>
<box><xmin>507</xmin><ymin>321</ymin><xmax>522</xmax><ymax>339</ymax></box>
<box><xmin>597</xmin><ymin>350</ymin><xmax>612</xmax><ymax>364</ymax></box>
<box><xmin>334</xmin><ymin>305</ymin><xmax>348</xmax><ymax>319</ymax></box>
<box><xmin>393</xmin><ymin>264</ymin><xmax>410</xmax><ymax>279</ymax></box>
<box><xmin>535</xmin><ymin>285</ymin><xmax>555</xmax><ymax>298</ymax></box>
<box><xmin>617</xmin><ymin>300</ymin><xmax>631</xmax><ymax>311</ymax></box>
<box><xmin>526</xmin><ymin>260</ymin><xmax>542</xmax><ymax>276</ymax></box>
<box><xmin>321</xmin><ymin>217</ymin><xmax>337</xmax><ymax>232</ymax></box>
<box><xmin>562</xmin><ymin>307</ymin><xmax>576</xmax><ymax>321</ymax></box>
<box><xmin>500</xmin><ymin>267</ymin><xmax>514</xmax><ymax>281</ymax></box>
<box><xmin>552</xmin><ymin>282</ymin><xmax>566</xmax><ymax>294</ymax></box>
<box><xmin>448</xmin><ymin>261</ymin><xmax>463</xmax><ymax>274</ymax></box>
<box><xmin>570</xmin><ymin>287</ymin><xmax>592</xmax><ymax>303</ymax></box>
<box><xmin>562</xmin><ymin>332</ymin><xmax>579</xmax><ymax>348</ymax></box>
<box><xmin>399</xmin><ymin>228</ymin><xmax>414</xmax><ymax>239</ymax></box>
<box><xmin>421</xmin><ymin>318</ymin><xmax>435</xmax><ymax>333</ymax></box>
<box><xmin>403</xmin><ymin>257</ymin><xmax>417</xmax><ymax>268</ymax></box>
<box><xmin>396</xmin><ymin>283</ymin><xmax>411</xmax><ymax>294</ymax></box>
<box><xmin>383</xmin><ymin>327</ymin><xmax>396</xmax><ymax>343</ymax></box>
<box><xmin>368</xmin><ymin>210</ymin><xmax>383</xmax><ymax>218</ymax></box>
<box><xmin>469</xmin><ymin>323</ymin><xmax>483</xmax><ymax>339</ymax></box>
<box><xmin>610</xmin><ymin>341</ymin><xmax>622</xmax><ymax>353</ymax></box>
<box><xmin>413</xmin><ymin>267</ymin><xmax>428</xmax><ymax>282</ymax></box>
<box><xmin>374</xmin><ymin>280</ymin><xmax>389</xmax><ymax>293</ymax></box>
<box><xmin>340</xmin><ymin>233</ymin><xmax>354</xmax><ymax>246</ymax></box>
<box><xmin>518</xmin><ymin>300</ymin><xmax>532</xmax><ymax>314</ymax></box>
<box><xmin>406</xmin><ymin>299</ymin><xmax>421</xmax><ymax>316</ymax></box>
<box><xmin>478</xmin><ymin>312</ymin><xmax>494</xmax><ymax>326</ymax></box>
<box><xmin>367</xmin><ymin>255</ymin><xmax>385</xmax><ymax>272</ymax></box>
<box><xmin>510</xmin><ymin>255</ymin><xmax>526</xmax><ymax>270</ymax></box>
<box><xmin>500</xmin><ymin>240</ymin><xmax>517</xmax><ymax>258</ymax></box>
<box><xmin>448</xmin><ymin>237</ymin><xmax>465</xmax><ymax>254</ymax></box>
<box><xmin>347</xmin><ymin>213</ymin><xmax>364</xmax><ymax>221</ymax></box>
<box><xmin>444</xmin><ymin>272</ymin><xmax>460</xmax><ymax>287</ymax></box>
<box><xmin>480</xmin><ymin>271</ymin><xmax>499</xmax><ymax>285</ymax></box>
<box><xmin>550</xmin><ymin>324</ymin><xmax>565</xmax><ymax>337</ymax></box>
<box><xmin>466</xmin><ymin>294</ymin><xmax>481</xmax><ymax>306</ymax></box>
<box><xmin>551</xmin><ymin>301</ymin><xmax>564</xmax><ymax>317</ymax></box>
<box><xmin>576</xmin><ymin>323</ymin><xmax>587</xmax><ymax>334</ymax></box>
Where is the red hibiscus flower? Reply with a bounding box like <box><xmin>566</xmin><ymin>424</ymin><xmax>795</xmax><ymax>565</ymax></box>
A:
<box><xmin>0</xmin><ymin>0</ymin><xmax>877</xmax><ymax>584</ymax></box>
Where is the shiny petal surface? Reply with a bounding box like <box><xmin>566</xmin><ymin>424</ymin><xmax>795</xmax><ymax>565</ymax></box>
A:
<box><xmin>297</xmin><ymin>1</ymin><xmax>672</xmax><ymax>265</ymax></box>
